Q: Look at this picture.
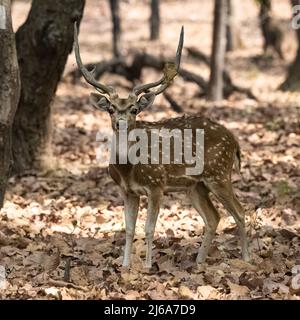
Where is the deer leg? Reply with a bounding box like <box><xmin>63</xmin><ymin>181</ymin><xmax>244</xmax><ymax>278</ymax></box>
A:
<box><xmin>145</xmin><ymin>190</ymin><xmax>162</xmax><ymax>268</ymax></box>
<box><xmin>275</xmin><ymin>41</ymin><xmax>284</xmax><ymax>59</ymax></box>
<box><xmin>122</xmin><ymin>192</ymin><xmax>140</xmax><ymax>267</ymax></box>
<box><xmin>263</xmin><ymin>41</ymin><xmax>268</xmax><ymax>54</ymax></box>
<box><xmin>188</xmin><ymin>183</ymin><xmax>220</xmax><ymax>264</ymax></box>
<box><xmin>206</xmin><ymin>180</ymin><xmax>250</xmax><ymax>262</ymax></box>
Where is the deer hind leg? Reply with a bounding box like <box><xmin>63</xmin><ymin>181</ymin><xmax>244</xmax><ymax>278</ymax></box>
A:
<box><xmin>145</xmin><ymin>190</ymin><xmax>162</xmax><ymax>268</ymax></box>
<box><xmin>122</xmin><ymin>192</ymin><xmax>140</xmax><ymax>267</ymax></box>
<box><xmin>205</xmin><ymin>180</ymin><xmax>250</xmax><ymax>262</ymax></box>
<box><xmin>188</xmin><ymin>182</ymin><xmax>220</xmax><ymax>264</ymax></box>
<box><xmin>275</xmin><ymin>40</ymin><xmax>284</xmax><ymax>59</ymax></box>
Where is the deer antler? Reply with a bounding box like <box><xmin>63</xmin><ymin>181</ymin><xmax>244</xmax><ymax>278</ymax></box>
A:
<box><xmin>74</xmin><ymin>22</ymin><xmax>116</xmax><ymax>96</ymax></box>
<box><xmin>133</xmin><ymin>26</ymin><xmax>184</xmax><ymax>96</ymax></box>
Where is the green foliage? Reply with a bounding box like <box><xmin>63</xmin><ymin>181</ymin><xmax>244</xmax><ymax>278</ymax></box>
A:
<box><xmin>266</xmin><ymin>118</ymin><xmax>285</xmax><ymax>131</ymax></box>
<box><xmin>274</xmin><ymin>180</ymin><xmax>293</xmax><ymax>198</ymax></box>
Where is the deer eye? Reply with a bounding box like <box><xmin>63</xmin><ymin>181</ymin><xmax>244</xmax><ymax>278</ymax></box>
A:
<box><xmin>130</xmin><ymin>107</ymin><xmax>138</xmax><ymax>115</ymax></box>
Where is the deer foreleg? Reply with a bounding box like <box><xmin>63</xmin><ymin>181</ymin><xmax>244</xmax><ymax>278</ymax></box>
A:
<box><xmin>122</xmin><ymin>192</ymin><xmax>140</xmax><ymax>267</ymax></box>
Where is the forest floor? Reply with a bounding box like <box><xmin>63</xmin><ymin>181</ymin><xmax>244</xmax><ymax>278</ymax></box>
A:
<box><xmin>0</xmin><ymin>0</ymin><xmax>299</xmax><ymax>300</ymax></box>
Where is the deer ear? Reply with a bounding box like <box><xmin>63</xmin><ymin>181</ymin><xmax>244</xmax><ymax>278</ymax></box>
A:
<box><xmin>90</xmin><ymin>93</ymin><xmax>110</xmax><ymax>111</ymax></box>
<box><xmin>137</xmin><ymin>93</ymin><xmax>155</xmax><ymax>112</ymax></box>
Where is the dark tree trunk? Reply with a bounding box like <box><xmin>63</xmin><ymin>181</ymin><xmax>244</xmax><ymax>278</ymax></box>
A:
<box><xmin>12</xmin><ymin>0</ymin><xmax>85</xmax><ymax>173</ymax></box>
<box><xmin>150</xmin><ymin>0</ymin><xmax>160</xmax><ymax>40</ymax></box>
<box><xmin>0</xmin><ymin>0</ymin><xmax>20</xmax><ymax>207</ymax></box>
<box><xmin>109</xmin><ymin>0</ymin><xmax>121</xmax><ymax>57</ymax></box>
<box><xmin>209</xmin><ymin>0</ymin><xmax>227</xmax><ymax>102</ymax></box>
<box><xmin>259</xmin><ymin>0</ymin><xmax>283</xmax><ymax>58</ymax></box>
<box><xmin>226</xmin><ymin>0</ymin><xmax>242</xmax><ymax>51</ymax></box>
<box><xmin>280</xmin><ymin>0</ymin><xmax>300</xmax><ymax>90</ymax></box>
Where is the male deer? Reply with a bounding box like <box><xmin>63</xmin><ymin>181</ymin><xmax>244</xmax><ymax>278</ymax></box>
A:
<box><xmin>74</xmin><ymin>23</ymin><xmax>250</xmax><ymax>268</ymax></box>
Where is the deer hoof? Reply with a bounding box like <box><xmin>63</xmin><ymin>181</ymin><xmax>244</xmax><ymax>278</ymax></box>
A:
<box><xmin>122</xmin><ymin>259</ymin><xmax>130</xmax><ymax>268</ymax></box>
<box><xmin>196</xmin><ymin>254</ymin><xmax>206</xmax><ymax>264</ymax></box>
<box><xmin>242</xmin><ymin>253</ymin><xmax>251</xmax><ymax>263</ymax></box>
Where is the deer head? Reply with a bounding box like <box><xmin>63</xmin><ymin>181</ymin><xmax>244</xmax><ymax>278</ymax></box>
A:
<box><xmin>74</xmin><ymin>22</ymin><xmax>184</xmax><ymax>132</ymax></box>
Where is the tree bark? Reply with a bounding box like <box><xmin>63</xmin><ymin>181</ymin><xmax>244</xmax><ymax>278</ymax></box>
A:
<box><xmin>226</xmin><ymin>0</ymin><xmax>242</xmax><ymax>51</ymax></box>
<box><xmin>208</xmin><ymin>0</ymin><xmax>227</xmax><ymax>102</ymax></box>
<box><xmin>12</xmin><ymin>0</ymin><xmax>85</xmax><ymax>173</ymax></box>
<box><xmin>259</xmin><ymin>0</ymin><xmax>283</xmax><ymax>59</ymax></box>
<box><xmin>280</xmin><ymin>0</ymin><xmax>300</xmax><ymax>90</ymax></box>
<box><xmin>109</xmin><ymin>0</ymin><xmax>121</xmax><ymax>57</ymax></box>
<box><xmin>0</xmin><ymin>0</ymin><xmax>20</xmax><ymax>208</ymax></box>
<box><xmin>150</xmin><ymin>0</ymin><xmax>160</xmax><ymax>40</ymax></box>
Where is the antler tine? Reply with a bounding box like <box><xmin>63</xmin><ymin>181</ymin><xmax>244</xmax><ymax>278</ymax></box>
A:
<box><xmin>133</xmin><ymin>26</ymin><xmax>184</xmax><ymax>97</ymax></box>
<box><xmin>175</xmin><ymin>26</ymin><xmax>184</xmax><ymax>71</ymax></box>
<box><xmin>152</xmin><ymin>26</ymin><xmax>184</xmax><ymax>96</ymax></box>
<box><xmin>74</xmin><ymin>22</ymin><xmax>115</xmax><ymax>96</ymax></box>
<box><xmin>133</xmin><ymin>76</ymin><xmax>166</xmax><ymax>96</ymax></box>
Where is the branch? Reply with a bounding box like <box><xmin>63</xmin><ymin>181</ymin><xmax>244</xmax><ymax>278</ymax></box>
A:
<box><xmin>187</xmin><ymin>47</ymin><xmax>258</xmax><ymax>101</ymax></box>
<box><xmin>69</xmin><ymin>48</ymin><xmax>258</xmax><ymax>103</ymax></box>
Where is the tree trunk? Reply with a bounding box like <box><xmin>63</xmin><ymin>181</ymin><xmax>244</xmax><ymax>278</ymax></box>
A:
<box><xmin>209</xmin><ymin>0</ymin><xmax>227</xmax><ymax>102</ymax></box>
<box><xmin>109</xmin><ymin>0</ymin><xmax>121</xmax><ymax>57</ymax></box>
<box><xmin>0</xmin><ymin>0</ymin><xmax>20</xmax><ymax>208</ymax></box>
<box><xmin>280</xmin><ymin>0</ymin><xmax>300</xmax><ymax>90</ymax></box>
<box><xmin>150</xmin><ymin>0</ymin><xmax>160</xmax><ymax>40</ymax></box>
<box><xmin>259</xmin><ymin>0</ymin><xmax>283</xmax><ymax>58</ymax></box>
<box><xmin>12</xmin><ymin>0</ymin><xmax>85</xmax><ymax>173</ymax></box>
<box><xmin>226</xmin><ymin>0</ymin><xmax>242</xmax><ymax>51</ymax></box>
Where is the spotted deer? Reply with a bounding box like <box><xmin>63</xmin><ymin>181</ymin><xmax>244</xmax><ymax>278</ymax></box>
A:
<box><xmin>74</xmin><ymin>23</ymin><xmax>250</xmax><ymax>268</ymax></box>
